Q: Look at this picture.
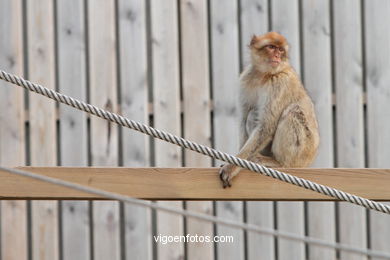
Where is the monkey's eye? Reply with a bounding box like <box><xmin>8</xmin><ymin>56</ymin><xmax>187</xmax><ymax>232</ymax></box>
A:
<box><xmin>266</xmin><ymin>45</ymin><xmax>285</xmax><ymax>53</ymax></box>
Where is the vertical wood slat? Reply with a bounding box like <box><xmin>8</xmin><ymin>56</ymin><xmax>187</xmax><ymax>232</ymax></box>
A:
<box><xmin>57</xmin><ymin>1</ymin><xmax>90</xmax><ymax>259</ymax></box>
<box><xmin>181</xmin><ymin>0</ymin><xmax>213</xmax><ymax>259</ymax></box>
<box><xmin>301</xmin><ymin>1</ymin><xmax>335</xmax><ymax>259</ymax></box>
<box><xmin>87</xmin><ymin>1</ymin><xmax>120</xmax><ymax>259</ymax></box>
<box><xmin>271</xmin><ymin>1</ymin><xmax>305</xmax><ymax>259</ymax></box>
<box><xmin>239</xmin><ymin>1</ymin><xmax>274</xmax><ymax>259</ymax></box>
<box><xmin>364</xmin><ymin>1</ymin><xmax>390</xmax><ymax>258</ymax></box>
<box><xmin>211</xmin><ymin>1</ymin><xmax>244</xmax><ymax>259</ymax></box>
<box><xmin>27</xmin><ymin>1</ymin><xmax>59</xmax><ymax>259</ymax></box>
<box><xmin>117</xmin><ymin>0</ymin><xmax>152</xmax><ymax>259</ymax></box>
<box><xmin>150</xmin><ymin>1</ymin><xmax>184</xmax><ymax>259</ymax></box>
<box><xmin>0</xmin><ymin>1</ymin><xmax>28</xmax><ymax>260</ymax></box>
<box><xmin>333</xmin><ymin>2</ymin><xmax>367</xmax><ymax>260</ymax></box>
<box><xmin>240</xmin><ymin>0</ymin><xmax>269</xmax><ymax>67</ymax></box>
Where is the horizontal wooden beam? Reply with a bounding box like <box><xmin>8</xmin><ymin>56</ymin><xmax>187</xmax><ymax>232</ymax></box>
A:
<box><xmin>0</xmin><ymin>167</ymin><xmax>389</xmax><ymax>200</ymax></box>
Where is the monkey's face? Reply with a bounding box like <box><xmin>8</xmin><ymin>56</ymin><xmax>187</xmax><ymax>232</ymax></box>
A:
<box><xmin>249</xmin><ymin>32</ymin><xmax>289</xmax><ymax>72</ymax></box>
<box><xmin>263</xmin><ymin>44</ymin><xmax>286</xmax><ymax>67</ymax></box>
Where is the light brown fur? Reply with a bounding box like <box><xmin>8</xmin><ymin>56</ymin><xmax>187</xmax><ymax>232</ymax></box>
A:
<box><xmin>219</xmin><ymin>32</ymin><xmax>319</xmax><ymax>188</ymax></box>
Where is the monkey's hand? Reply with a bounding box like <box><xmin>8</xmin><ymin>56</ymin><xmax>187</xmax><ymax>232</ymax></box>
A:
<box><xmin>219</xmin><ymin>164</ymin><xmax>241</xmax><ymax>188</ymax></box>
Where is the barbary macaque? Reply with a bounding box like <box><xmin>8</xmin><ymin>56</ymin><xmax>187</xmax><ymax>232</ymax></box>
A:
<box><xmin>219</xmin><ymin>32</ymin><xmax>319</xmax><ymax>188</ymax></box>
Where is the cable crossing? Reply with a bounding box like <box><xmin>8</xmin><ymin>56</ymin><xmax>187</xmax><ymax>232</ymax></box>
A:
<box><xmin>0</xmin><ymin>69</ymin><xmax>389</xmax><ymax>215</ymax></box>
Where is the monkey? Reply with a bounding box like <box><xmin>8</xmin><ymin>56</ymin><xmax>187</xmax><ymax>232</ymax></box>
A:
<box><xmin>219</xmin><ymin>32</ymin><xmax>319</xmax><ymax>188</ymax></box>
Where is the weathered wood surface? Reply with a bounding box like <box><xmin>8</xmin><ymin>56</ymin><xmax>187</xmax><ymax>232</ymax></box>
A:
<box><xmin>87</xmin><ymin>1</ymin><xmax>120</xmax><ymax>259</ymax></box>
<box><xmin>0</xmin><ymin>168</ymin><xmax>389</xmax><ymax>201</ymax></box>
<box><xmin>365</xmin><ymin>1</ymin><xmax>390</xmax><ymax>259</ymax></box>
<box><xmin>181</xmin><ymin>0</ymin><xmax>214</xmax><ymax>259</ymax></box>
<box><xmin>57</xmin><ymin>0</ymin><xmax>90</xmax><ymax>259</ymax></box>
<box><xmin>118</xmin><ymin>0</ymin><xmax>152</xmax><ymax>259</ymax></box>
<box><xmin>333</xmin><ymin>1</ymin><xmax>367</xmax><ymax>260</ymax></box>
<box><xmin>211</xmin><ymin>1</ymin><xmax>244</xmax><ymax>259</ymax></box>
<box><xmin>0</xmin><ymin>1</ymin><xmax>27</xmax><ymax>259</ymax></box>
<box><xmin>302</xmin><ymin>1</ymin><xmax>335</xmax><ymax>259</ymax></box>
<box><xmin>27</xmin><ymin>1</ymin><xmax>59</xmax><ymax>259</ymax></box>
<box><xmin>151</xmin><ymin>1</ymin><xmax>184</xmax><ymax>259</ymax></box>
<box><xmin>0</xmin><ymin>0</ymin><xmax>389</xmax><ymax>259</ymax></box>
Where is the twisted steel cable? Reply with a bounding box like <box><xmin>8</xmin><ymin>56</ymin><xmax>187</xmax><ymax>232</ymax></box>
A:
<box><xmin>1</xmin><ymin>69</ymin><xmax>389</xmax><ymax>214</ymax></box>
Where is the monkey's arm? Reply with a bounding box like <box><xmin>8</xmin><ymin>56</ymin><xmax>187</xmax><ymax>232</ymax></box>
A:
<box><xmin>239</xmin><ymin>104</ymin><xmax>250</xmax><ymax>148</ymax></box>
<box><xmin>236</xmin><ymin>124</ymin><xmax>273</xmax><ymax>160</ymax></box>
<box><xmin>219</xmin><ymin>122</ymin><xmax>275</xmax><ymax>188</ymax></box>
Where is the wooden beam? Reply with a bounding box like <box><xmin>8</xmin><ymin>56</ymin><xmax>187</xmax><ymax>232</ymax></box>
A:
<box><xmin>0</xmin><ymin>167</ymin><xmax>389</xmax><ymax>200</ymax></box>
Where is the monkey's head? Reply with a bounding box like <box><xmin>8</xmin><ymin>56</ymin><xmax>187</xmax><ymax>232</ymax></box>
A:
<box><xmin>249</xmin><ymin>32</ymin><xmax>289</xmax><ymax>73</ymax></box>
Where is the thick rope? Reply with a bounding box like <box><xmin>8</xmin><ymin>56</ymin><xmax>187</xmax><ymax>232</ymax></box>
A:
<box><xmin>1</xmin><ymin>166</ymin><xmax>389</xmax><ymax>259</ymax></box>
<box><xmin>0</xmin><ymin>69</ymin><xmax>389</xmax><ymax>215</ymax></box>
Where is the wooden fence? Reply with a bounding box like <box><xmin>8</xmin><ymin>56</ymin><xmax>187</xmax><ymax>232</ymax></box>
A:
<box><xmin>0</xmin><ymin>0</ymin><xmax>389</xmax><ymax>259</ymax></box>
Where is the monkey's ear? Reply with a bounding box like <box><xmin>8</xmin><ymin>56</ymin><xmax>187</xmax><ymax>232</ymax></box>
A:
<box><xmin>250</xmin><ymin>35</ymin><xmax>258</xmax><ymax>47</ymax></box>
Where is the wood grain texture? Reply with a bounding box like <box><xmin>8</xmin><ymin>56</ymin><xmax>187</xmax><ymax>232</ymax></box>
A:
<box><xmin>211</xmin><ymin>1</ymin><xmax>244</xmax><ymax>259</ymax></box>
<box><xmin>240</xmin><ymin>0</ymin><xmax>269</xmax><ymax>68</ymax></box>
<box><xmin>239</xmin><ymin>1</ymin><xmax>274</xmax><ymax>259</ymax></box>
<box><xmin>301</xmin><ymin>1</ymin><xmax>335</xmax><ymax>259</ymax></box>
<box><xmin>117</xmin><ymin>0</ymin><xmax>152</xmax><ymax>259</ymax></box>
<box><xmin>270</xmin><ymin>1</ymin><xmax>305</xmax><ymax>259</ymax></box>
<box><xmin>2</xmin><ymin>167</ymin><xmax>388</xmax><ymax>201</ymax></box>
<box><xmin>27</xmin><ymin>1</ymin><xmax>59</xmax><ymax>259</ymax></box>
<box><xmin>364</xmin><ymin>1</ymin><xmax>390</xmax><ymax>258</ymax></box>
<box><xmin>87</xmin><ymin>1</ymin><xmax>120</xmax><ymax>259</ymax></box>
<box><xmin>1</xmin><ymin>1</ymin><xmax>390</xmax><ymax>258</ymax></box>
<box><xmin>150</xmin><ymin>1</ymin><xmax>184</xmax><ymax>259</ymax></box>
<box><xmin>0</xmin><ymin>1</ymin><xmax>28</xmax><ymax>259</ymax></box>
<box><xmin>56</xmin><ymin>0</ymin><xmax>90</xmax><ymax>259</ymax></box>
<box><xmin>333</xmin><ymin>1</ymin><xmax>367</xmax><ymax>260</ymax></box>
<box><xmin>180</xmin><ymin>0</ymin><xmax>214</xmax><ymax>259</ymax></box>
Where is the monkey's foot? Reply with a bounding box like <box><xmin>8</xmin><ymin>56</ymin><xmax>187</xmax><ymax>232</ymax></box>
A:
<box><xmin>219</xmin><ymin>164</ymin><xmax>241</xmax><ymax>188</ymax></box>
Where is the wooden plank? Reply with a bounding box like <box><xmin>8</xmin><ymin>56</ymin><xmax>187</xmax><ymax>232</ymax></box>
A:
<box><xmin>271</xmin><ymin>0</ymin><xmax>301</xmax><ymax>73</ymax></box>
<box><xmin>240</xmin><ymin>0</ymin><xmax>269</xmax><ymax>67</ymax></box>
<box><xmin>2</xmin><ymin>167</ymin><xmax>390</xmax><ymax>200</ymax></box>
<box><xmin>333</xmin><ymin>2</ymin><xmax>367</xmax><ymax>260</ymax></box>
<box><xmin>180</xmin><ymin>1</ymin><xmax>214</xmax><ymax>259</ymax></box>
<box><xmin>270</xmin><ymin>1</ymin><xmax>305</xmax><ymax>259</ymax></box>
<box><xmin>364</xmin><ymin>1</ymin><xmax>390</xmax><ymax>258</ymax></box>
<box><xmin>26</xmin><ymin>1</ymin><xmax>59</xmax><ymax>259</ymax></box>
<box><xmin>150</xmin><ymin>1</ymin><xmax>184</xmax><ymax>259</ymax></box>
<box><xmin>211</xmin><ymin>1</ymin><xmax>244</xmax><ymax>259</ymax></box>
<box><xmin>56</xmin><ymin>1</ymin><xmax>90</xmax><ymax>259</ymax></box>
<box><xmin>117</xmin><ymin>0</ymin><xmax>152</xmax><ymax>259</ymax></box>
<box><xmin>87</xmin><ymin>1</ymin><xmax>120</xmax><ymax>259</ymax></box>
<box><xmin>301</xmin><ymin>1</ymin><xmax>335</xmax><ymax>259</ymax></box>
<box><xmin>239</xmin><ymin>1</ymin><xmax>274</xmax><ymax>259</ymax></box>
<box><xmin>180</xmin><ymin>0</ymin><xmax>214</xmax><ymax>259</ymax></box>
<box><xmin>0</xmin><ymin>1</ymin><xmax>28</xmax><ymax>259</ymax></box>
<box><xmin>246</xmin><ymin>201</ymin><xmax>274</xmax><ymax>260</ymax></box>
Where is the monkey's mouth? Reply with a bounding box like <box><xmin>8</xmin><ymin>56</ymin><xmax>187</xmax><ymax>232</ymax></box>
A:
<box><xmin>270</xmin><ymin>60</ymin><xmax>280</xmax><ymax>66</ymax></box>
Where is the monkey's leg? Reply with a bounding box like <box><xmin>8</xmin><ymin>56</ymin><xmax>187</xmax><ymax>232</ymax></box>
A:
<box><xmin>250</xmin><ymin>154</ymin><xmax>282</xmax><ymax>168</ymax></box>
<box><xmin>272</xmin><ymin>104</ymin><xmax>315</xmax><ymax>167</ymax></box>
